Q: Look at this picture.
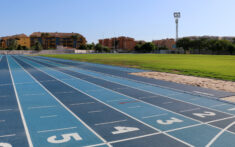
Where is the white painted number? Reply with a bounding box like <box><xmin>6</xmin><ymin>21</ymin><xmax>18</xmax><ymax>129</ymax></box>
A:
<box><xmin>157</xmin><ymin>117</ymin><xmax>183</xmax><ymax>125</ymax></box>
<box><xmin>112</xmin><ymin>126</ymin><xmax>140</xmax><ymax>134</ymax></box>
<box><xmin>47</xmin><ymin>133</ymin><xmax>82</xmax><ymax>144</ymax></box>
<box><xmin>193</xmin><ymin>111</ymin><xmax>216</xmax><ymax>118</ymax></box>
<box><xmin>0</xmin><ymin>143</ymin><xmax>12</xmax><ymax>147</ymax></box>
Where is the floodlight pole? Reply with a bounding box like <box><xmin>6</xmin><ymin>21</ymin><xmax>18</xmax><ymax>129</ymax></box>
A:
<box><xmin>174</xmin><ymin>12</ymin><xmax>181</xmax><ymax>42</ymax></box>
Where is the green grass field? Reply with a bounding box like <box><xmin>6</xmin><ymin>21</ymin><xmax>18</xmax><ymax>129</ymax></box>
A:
<box><xmin>42</xmin><ymin>54</ymin><xmax>235</xmax><ymax>81</ymax></box>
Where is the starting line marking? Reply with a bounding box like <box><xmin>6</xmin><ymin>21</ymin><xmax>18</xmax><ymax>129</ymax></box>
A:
<box><xmin>0</xmin><ymin>134</ymin><xmax>16</xmax><ymax>138</ymax></box>
<box><xmin>142</xmin><ymin>113</ymin><xmax>168</xmax><ymax>119</ymax></box>
<box><xmin>70</xmin><ymin>102</ymin><xmax>95</xmax><ymax>106</ymax></box>
<box><xmin>40</xmin><ymin>115</ymin><xmax>58</xmax><ymax>119</ymax></box>
<box><xmin>88</xmin><ymin>110</ymin><xmax>103</xmax><ymax>114</ymax></box>
<box><xmin>210</xmin><ymin>104</ymin><xmax>228</xmax><ymax>108</ymax></box>
<box><xmin>128</xmin><ymin>106</ymin><xmax>142</xmax><ymax>109</ymax></box>
<box><xmin>37</xmin><ymin>127</ymin><xmax>77</xmax><ymax>133</ymax></box>
<box><xmin>94</xmin><ymin>120</ymin><xmax>127</xmax><ymax>126</ymax></box>
<box><xmin>180</xmin><ymin>108</ymin><xmax>201</xmax><ymax>113</ymax></box>
<box><xmin>28</xmin><ymin>105</ymin><xmax>56</xmax><ymax>110</ymax></box>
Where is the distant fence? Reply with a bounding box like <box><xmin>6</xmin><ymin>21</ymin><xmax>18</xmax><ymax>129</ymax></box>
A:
<box><xmin>0</xmin><ymin>49</ymin><xmax>94</xmax><ymax>55</ymax></box>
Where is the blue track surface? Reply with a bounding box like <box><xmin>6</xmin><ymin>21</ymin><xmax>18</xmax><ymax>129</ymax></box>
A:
<box><xmin>0</xmin><ymin>55</ymin><xmax>235</xmax><ymax>147</ymax></box>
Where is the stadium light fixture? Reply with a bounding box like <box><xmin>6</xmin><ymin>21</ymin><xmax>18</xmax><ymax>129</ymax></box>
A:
<box><xmin>174</xmin><ymin>12</ymin><xmax>181</xmax><ymax>42</ymax></box>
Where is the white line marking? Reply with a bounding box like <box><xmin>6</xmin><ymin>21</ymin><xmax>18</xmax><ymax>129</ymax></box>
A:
<box><xmin>88</xmin><ymin>110</ymin><xmax>103</xmax><ymax>114</ymax></box>
<box><xmin>163</xmin><ymin>101</ymin><xmax>173</xmax><ymax>104</ymax></box>
<box><xmin>142</xmin><ymin>113</ymin><xmax>168</xmax><ymax>119</ymax></box>
<box><xmin>70</xmin><ymin>102</ymin><xmax>95</xmax><ymax>106</ymax></box>
<box><xmin>40</xmin><ymin>115</ymin><xmax>57</xmax><ymax>118</ymax></box>
<box><xmin>138</xmin><ymin>96</ymin><xmax>156</xmax><ymax>99</ymax></box>
<box><xmin>0</xmin><ymin>95</ymin><xmax>9</xmax><ymax>98</ymax></box>
<box><xmin>37</xmin><ymin>127</ymin><xmax>77</xmax><ymax>133</ymax></box>
<box><xmin>14</xmin><ymin>57</ymin><xmax>110</xmax><ymax>146</ymax></box>
<box><xmin>23</xmin><ymin>93</ymin><xmax>45</xmax><ymax>96</ymax></box>
<box><xmin>193</xmin><ymin>91</ymin><xmax>214</xmax><ymax>96</ymax></box>
<box><xmin>95</xmin><ymin>120</ymin><xmax>127</xmax><ymax>126</ymax></box>
<box><xmin>27</xmin><ymin>57</ymin><xmax>194</xmax><ymax>147</ymax></box>
<box><xmin>168</xmin><ymin>93</ymin><xmax>183</xmax><ymax>96</ymax></box>
<box><xmin>228</xmin><ymin>108</ymin><xmax>235</xmax><ymax>111</ymax></box>
<box><xmin>106</xmin><ymin>99</ymin><xmax>129</xmax><ymax>102</ymax></box>
<box><xmin>28</xmin><ymin>105</ymin><xmax>56</xmax><ymax>109</ymax></box>
<box><xmin>7</xmin><ymin>56</ymin><xmax>33</xmax><ymax>147</ymax></box>
<box><xmin>0</xmin><ymin>134</ymin><xmax>16</xmax><ymax>138</ymax></box>
<box><xmin>0</xmin><ymin>109</ymin><xmax>15</xmax><ymax>112</ymax></box>
<box><xmin>180</xmin><ymin>108</ymin><xmax>201</xmax><ymax>113</ymax></box>
<box><xmin>54</xmin><ymin>91</ymin><xmax>74</xmax><ymax>94</ymax></box>
<box><xmin>210</xmin><ymin>104</ymin><xmax>227</xmax><ymax>108</ymax></box>
<box><xmin>206</xmin><ymin>121</ymin><xmax>235</xmax><ymax>147</ymax></box>
<box><xmin>128</xmin><ymin>106</ymin><xmax>142</xmax><ymax>109</ymax></box>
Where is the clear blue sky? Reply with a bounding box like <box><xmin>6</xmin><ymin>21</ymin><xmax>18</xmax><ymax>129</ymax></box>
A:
<box><xmin>1</xmin><ymin>0</ymin><xmax>235</xmax><ymax>43</ymax></box>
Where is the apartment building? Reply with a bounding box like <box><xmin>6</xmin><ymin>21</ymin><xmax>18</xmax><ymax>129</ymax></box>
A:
<box><xmin>30</xmin><ymin>32</ymin><xmax>87</xmax><ymax>49</ymax></box>
<box><xmin>152</xmin><ymin>38</ymin><xmax>176</xmax><ymax>50</ymax></box>
<box><xmin>0</xmin><ymin>34</ymin><xmax>30</xmax><ymax>49</ymax></box>
<box><xmin>99</xmin><ymin>36</ymin><xmax>137</xmax><ymax>51</ymax></box>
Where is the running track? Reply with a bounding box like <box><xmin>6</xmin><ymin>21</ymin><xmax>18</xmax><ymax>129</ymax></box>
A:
<box><xmin>0</xmin><ymin>55</ymin><xmax>234</xmax><ymax>147</ymax></box>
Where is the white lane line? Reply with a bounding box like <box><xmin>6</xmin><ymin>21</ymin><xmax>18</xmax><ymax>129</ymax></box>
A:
<box><xmin>37</xmin><ymin>127</ymin><xmax>77</xmax><ymax>133</ymax></box>
<box><xmin>128</xmin><ymin>106</ymin><xmax>142</xmax><ymax>109</ymax></box>
<box><xmin>114</xmin><ymin>87</ymin><xmax>129</xmax><ymax>90</ymax></box>
<box><xmin>40</xmin><ymin>115</ymin><xmax>57</xmax><ymax>118</ymax></box>
<box><xmin>70</xmin><ymin>102</ymin><xmax>95</xmax><ymax>106</ymax></box>
<box><xmin>15</xmin><ymin>57</ymin><xmax>110</xmax><ymax>146</ymax></box>
<box><xmin>28</xmin><ymin>105</ymin><xmax>56</xmax><ymax>109</ymax></box>
<box><xmin>0</xmin><ymin>134</ymin><xmax>16</xmax><ymax>138</ymax></box>
<box><xmin>106</xmin><ymin>99</ymin><xmax>129</xmax><ymax>102</ymax></box>
<box><xmin>210</xmin><ymin>104</ymin><xmax>227</xmax><ymax>108</ymax></box>
<box><xmin>7</xmin><ymin>56</ymin><xmax>33</xmax><ymax>147</ymax></box>
<box><xmin>193</xmin><ymin>91</ymin><xmax>214</xmax><ymax>96</ymax></box>
<box><xmin>88</xmin><ymin>110</ymin><xmax>103</xmax><ymax>114</ymax></box>
<box><xmin>26</xmin><ymin>57</ymin><xmax>195</xmax><ymax>147</ymax></box>
<box><xmin>206</xmin><ymin>121</ymin><xmax>235</xmax><ymax>147</ymax></box>
<box><xmin>95</xmin><ymin>120</ymin><xmax>127</xmax><ymax>126</ymax></box>
<box><xmin>163</xmin><ymin>101</ymin><xmax>173</xmax><ymax>104</ymax></box>
<box><xmin>228</xmin><ymin>108</ymin><xmax>235</xmax><ymax>111</ymax></box>
<box><xmin>142</xmin><ymin>113</ymin><xmax>168</xmax><ymax>119</ymax></box>
<box><xmin>180</xmin><ymin>108</ymin><xmax>201</xmax><ymax>113</ymax></box>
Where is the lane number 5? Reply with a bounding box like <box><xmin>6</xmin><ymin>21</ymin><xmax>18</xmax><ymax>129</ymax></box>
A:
<box><xmin>47</xmin><ymin>133</ymin><xmax>82</xmax><ymax>144</ymax></box>
<box><xmin>157</xmin><ymin>117</ymin><xmax>183</xmax><ymax>125</ymax></box>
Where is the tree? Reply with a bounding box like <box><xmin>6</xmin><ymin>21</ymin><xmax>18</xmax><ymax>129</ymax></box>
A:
<box><xmin>134</xmin><ymin>44</ymin><xmax>143</xmax><ymax>53</ymax></box>
<box><xmin>17</xmin><ymin>45</ymin><xmax>23</xmax><ymax>50</ymax></box>
<box><xmin>141</xmin><ymin>42</ymin><xmax>155</xmax><ymax>53</ymax></box>
<box><xmin>79</xmin><ymin>44</ymin><xmax>88</xmax><ymax>50</ymax></box>
<box><xmin>94</xmin><ymin>44</ymin><xmax>103</xmax><ymax>53</ymax></box>
<box><xmin>41</xmin><ymin>33</ymin><xmax>50</xmax><ymax>49</ymax></box>
<box><xmin>176</xmin><ymin>38</ymin><xmax>191</xmax><ymax>53</ymax></box>
<box><xmin>228</xmin><ymin>44</ymin><xmax>235</xmax><ymax>55</ymax></box>
<box><xmin>34</xmin><ymin>41</ymin><xmax>43</xmax><ymax>51</ymax></box>
<box><xmin>7</xmin><ymin>39</ymin><xmax>18</xmax><ymax>50</ymax></box>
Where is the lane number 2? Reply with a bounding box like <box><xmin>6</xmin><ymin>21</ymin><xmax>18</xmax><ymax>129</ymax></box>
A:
<box><xmin>157</xmin><ymin>117</ymin><xmax>183</xmax><ymax>125</ymax></box>
<box><xmin>193</xmin><ymin>111</ymin><xmax>216</xmax><ymax>118</ymax></box>
<box><xmin>112</xmin><ymin>126</ymin><xmax>140</xmax><ymax>134</ymax></box>
<box><xmin>0</xmin><ymin>143</ymin><xmax>12</xmax><ymax>147</ymax></box>
<box><xmin>47</xmin><ymin>133</ymin><xmax>82</xmax><ymax>144</ymax></box>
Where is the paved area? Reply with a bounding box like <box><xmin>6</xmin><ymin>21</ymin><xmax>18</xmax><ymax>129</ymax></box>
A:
<box><xmin>0</xmin><ymin>55</ymin><xmax>235</xmax><ymax>147</ymax></box>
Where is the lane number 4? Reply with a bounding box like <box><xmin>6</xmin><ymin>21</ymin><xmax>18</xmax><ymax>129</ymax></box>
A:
<box><xmin>112</xmin><ymin>126</ymin><xmax>140</xmax><ymax>134</ymax></box>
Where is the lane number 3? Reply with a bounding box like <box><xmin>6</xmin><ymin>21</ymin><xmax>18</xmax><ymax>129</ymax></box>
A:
<box><xmin>47</xmin><ymin>133</ymin><xmax>82</xmax><ymax>144</ymax></box>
